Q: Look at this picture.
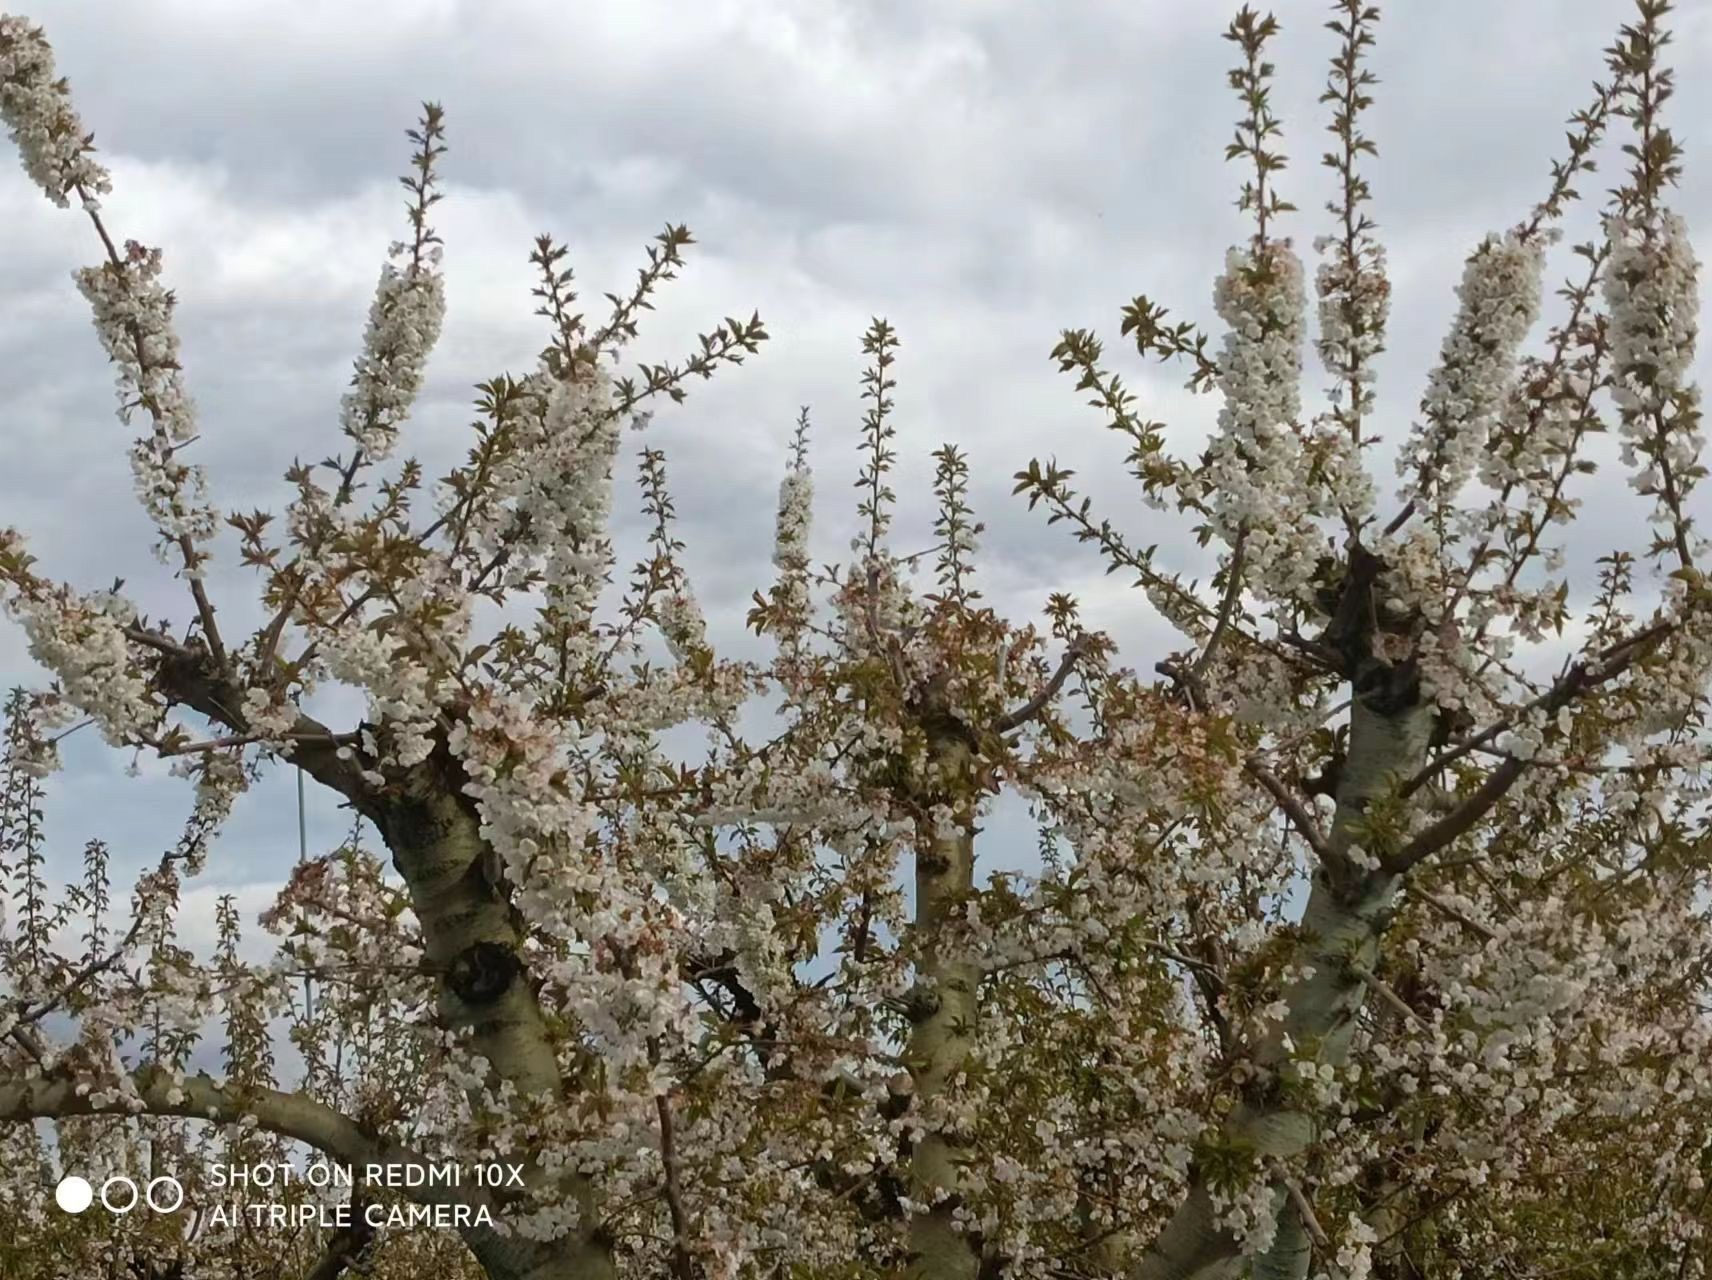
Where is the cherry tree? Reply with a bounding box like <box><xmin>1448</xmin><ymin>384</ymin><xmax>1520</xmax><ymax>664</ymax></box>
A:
<box><xmin>1</xmin><ymin>3</ymin><xmax>1710</xmax><ymax>1279</ymax></box>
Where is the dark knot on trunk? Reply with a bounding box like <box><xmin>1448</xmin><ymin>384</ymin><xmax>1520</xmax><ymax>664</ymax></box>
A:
<box><xmin>447</xmin><ymin>941</ymin><xmax>522</xmax><ymax>1005</ymax></box>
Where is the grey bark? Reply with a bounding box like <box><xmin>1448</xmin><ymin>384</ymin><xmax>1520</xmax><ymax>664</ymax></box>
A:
<box><xmin>1252</xmin><ymin>1200</ymin><xmax>1312</xmax><ymax>1280</ymax></box>
<box><xmin>375</xmin><ymin>753</ymin><xmax>616</xmax><ymax>1280</ymax></box>
<box><xmin>904</xmin><ymin>729</ymin><xmax>983</xmax><ymax>1280</ymax></box>
<box><xmin>148</xmin><ymin>646</ymin><xmax>615</xmax><ymax>1278</ymax></box>
<box><xmin>1132</xmin><ymin>680</ymin><xmax>1434</xmax><ymax>1280</ymax></box>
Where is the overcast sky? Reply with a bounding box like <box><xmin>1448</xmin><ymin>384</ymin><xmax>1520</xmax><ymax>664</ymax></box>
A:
<box><xmin>2</xmin><ymin>0</ymin><xmax>1710</xmax><ymax>960</ymax></box>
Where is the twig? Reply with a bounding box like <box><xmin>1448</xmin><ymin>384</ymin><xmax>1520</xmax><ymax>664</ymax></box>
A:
<box><xmin>995</xmin><ymin>634</ymin><xmax>1092</xmax><ymax>732</ymax></box>
<box><xmin>1401</xmin><ymin>618</ymin><xmax>1674</xmax><ymax>797</ymax></box>
<box><xmin>655</xmin><ymin>1088</ymin><xmax>697</xmax><ymax>1280</ymax></box>
<box><xmin>1411</xmin><ymin>890</ymin><xmax>1498</xmax><ymax>942</ymax></box>
<box><xmin>1281</xmin><ymin>1175</ymin><xmax>1333</xmax><ymax>1252</ymax></box>
<box><xmin>1192</xmin><ymin>535</ymin><xmax>1246</xmax><ymax>680</ymax></box>
<box><xmin>1244</xmin><ymin>756</ymin><xmax>1335</xmax><ymax>864</ymax></box>
<box><xmin>1385</xmin><ymin>618</ymin><xmax>1674</xmax><ymax>873</ymax></box>
<box><xmin>1348</xmin><ymin>963</ymin><xmax>1430</xmax><ymax>1030</ymax></box>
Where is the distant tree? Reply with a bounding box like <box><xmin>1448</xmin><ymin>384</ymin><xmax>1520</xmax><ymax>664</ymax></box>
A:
<box><xmin>0</xmin><ymin>3</ymin><xmax>1708</xmax><ymax>1279</ymax></box>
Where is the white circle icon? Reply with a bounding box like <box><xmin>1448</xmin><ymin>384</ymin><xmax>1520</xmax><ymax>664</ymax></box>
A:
<box><xmin>146</xmin><ymin>1176</ymin><xmax>185</xmax><ymax>1213</ymax></box>
<box><xmin>100</xmin><ymin>1176</ymin><xmax>139</xmax><ymax>1214</ymax></box>
<box><xmin>55</xmin><ymin>1176</ymin><xmax>93</xmax><ymax>1214</ymax></box>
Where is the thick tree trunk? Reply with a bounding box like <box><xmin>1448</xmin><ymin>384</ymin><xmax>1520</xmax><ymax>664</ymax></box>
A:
<box><xmin>904</xmin><ymin>731</ymin><xmax>983</xmax><ymax>1280</ymax></box>
<box><xmin>1133</xmin><ymin>683</ymin><xmax>1434</xmax><ymax>1280</ymax></box>
<box><xmin>149</xmin><ymin>651</ymin><xmax>615</xmax><ymax>1277</ymax></box>
<box><xmin>377</xmin><ymin>759</ymin><xmax>615</xmax><ymax>1280</ymax></box>
<box><xmin>1251</xmin><ymin>1201</ymin><xmax>1311</xmax><ymax>1280</ymax></box>
<box><xmin>459</xmin><ymin>1224</ymin><xmax>609</xmax><ymax>1280</ymax></box>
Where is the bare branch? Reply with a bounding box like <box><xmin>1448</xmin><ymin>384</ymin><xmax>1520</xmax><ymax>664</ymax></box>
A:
<box><xmin>1349</xmin><ymin>962</ymin><xmax>1430</xmax><ymax>1030</ymax></box>
<box><xmin>0</xmin><ymin>1066</ymin><xmax>473</xmax><ymax>1211</ymax></box>
<box><xmin>1411</xmin><ymin>889</ymin><xmax>1499</xmax><ymax>942</ymax></box>
<box><xmin>995</xmin><ymin>634</ymin><xmax>1093</xmax><ymax>733</ymax></box>
<box><xmin>1244</xmin><ymin>755</ymin><xmax>1335</xmax><ymax>864</ymax></box>
<box><xmin>1385</xmin><ymin>618</ymin><xmax>1674</xmax><ymax>873</ymax></box>
<box><xmin>1191</xmin><ymin>535</ymin><xmax>1246</xmax><ymax>681</ymax></box>
<box><xmin>1281</xmin><ymin>1175</ymin><xmax>1332</xmax><ymax>1252</ymax></box>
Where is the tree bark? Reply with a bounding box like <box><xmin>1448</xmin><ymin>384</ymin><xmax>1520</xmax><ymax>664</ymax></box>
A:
<box><xmin>1251</xmin><ymin>1201</ymin><xmax>1312</xmax><ymax>1280</ymax></box>
<box><xmin>1133</xmin><ymin>682</ymin><xmax>1434</xmax><ymax>1280</ymax></box>
<box><xmin>374</xmin><ymin>748</ymin><xmax>616</xmax><ymax>1280</ymax></box>
<box><xmin>904</xmin><ymin>730</ymin><xmax>982</xmax><ymax>1280</ymax></box>
<box><xmin>300</xmin><ymin>1198</ymin><xmax>374</xmax><ymax>1280</ymax></box>
<box><xmin>151</xmin><ymin>649</ymin><xmax>614</xmax><ymax>1279</ymax></box>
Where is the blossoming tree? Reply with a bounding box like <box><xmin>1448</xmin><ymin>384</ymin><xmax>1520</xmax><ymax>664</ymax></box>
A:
<box><xmin>1</xmin><ymin>2</ymin><xmax>1710</xmax><ymax>1279</ymax></box>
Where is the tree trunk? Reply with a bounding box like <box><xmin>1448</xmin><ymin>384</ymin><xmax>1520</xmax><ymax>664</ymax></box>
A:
<box><xmin>148</xmin><ymin>652</ymin><xmax>616</xmax><ymax>1277</ymax></box>
<box><xmin>1251</xmin><ymin>1200</ymin><xmax>1311</xmax><ymax>1280</ymax></box>
<box><xmin>904</xmin><ymin>731</ymin><xmax>983</xmax><ymax>1280</ymax></box>
<box><xmin>377</xmin><ymin>757</ymin><xmax>616</xmax><ymax>1280</ymax></box>
<box><xmin>1133</xmin><ymin>683</ymin><xmax>1434</xmax><ymax>1280</ymax></box>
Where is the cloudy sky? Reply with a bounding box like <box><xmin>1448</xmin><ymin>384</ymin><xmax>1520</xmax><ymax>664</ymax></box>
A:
<box><xmin>2</xmin><ymin>0</ymin><xmax>1710</xmax><ymax>961</ymax></box>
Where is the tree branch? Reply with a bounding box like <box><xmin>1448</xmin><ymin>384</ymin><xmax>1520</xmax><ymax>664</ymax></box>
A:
<box><xmin>1399</xmin><ymin>618</ymin><xmax>1674</xmax><ymax>797</ymax></box>
<box><xmin>1191</xmin><ymin>535</ymin><xmax>1246</xmax><ymax>681</ymax></box>
<box><xmin>300</xmin><ymin>1199</ymin><xmax>375</xmax><ymax>1280</ymax></box>
<box><xmin>1384</xmin><ymin>618</ymin><xmax>1675</xmax><ymax>873</ymax></box>
<box><xmin>995</xmin><ymin>634</ymin><xmax>1093</xmax><ymax>732</ymax></box>
<box><xmin>133</xmin><ymin>627</ymin><xmax>385</xmax><ymax>818</ymax></box>
<box><xmin>1348</xmin><ymin>963</ymin><xmax>1429</xmax><ymax>1030</ymax></box>
<box><xmin>1244</xmin><ymin>756</ymin><xmax>1335</xmax><ymax>864</ymax></box>
<box><xmin>0</xmin><ymin>1065</ymin><xmax>476</xmax><ymax>1210</ymax></box>
<box><xmin>1410</xmin><ymin>889</ymin><xmax>1498</xmax><ymax>942</ymax></box>
<box><xmin>1280</xmin><ymin>1176</ymin><xmax>1331</xmax><ymax>1252</ymax></box>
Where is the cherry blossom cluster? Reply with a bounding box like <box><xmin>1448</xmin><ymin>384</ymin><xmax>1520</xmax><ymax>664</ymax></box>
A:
<box><xmin>1604</xmin><ymin>208</ymin><xmax>1705</xmax><ymax>557</ymax></box>
<box><xmin>341</xmin><ymin>242</ymin><xmax>447</xmax><ymax>462</ymax></box>
<box><xmin>1398</xmin><ymin>229</ymin><xmax>1548</xmax><ymax>516</ymax></box>
<box><xmin>73</xmin><ymin>241</ymin><xmax>198</xmax><ymax>447</ymax></box>
<box><xmin>1308</xmin><ymin>233</ymin><xmax>1387</xmax><ymax>521</ymax></box>
<box><xmin>766</xmin><ymin>454</ymin><xmax>816</xmax><ymax>668</ymax></box>
<box><xmin>0</xmin><ymin>14</ymin><xmax>108</xmax><ymax>206</ymax></box>
<box><xmin>3</xmin><ymin>579</ymin><xmax>157</xmax><ymax>747</ymax></box>
<box><xmin>1195</xmin><ymin>240</ymin><xmax>1327</xmax><ymax>606</ymax></box>
<box><xmin>71</xmin><ymin>239</ymin><xmax>219</xmax><ymax>571</ymax></box>
<box><xmin>1312</xmin><ymin>239</ymin><xmax>1388</xmax><ymax>415</ymax></box>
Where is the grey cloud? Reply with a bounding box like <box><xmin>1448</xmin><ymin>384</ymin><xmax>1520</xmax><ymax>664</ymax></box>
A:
<box><xmin>3</xmin><ymin>0</ymin><xmax>1709</xmax><ymax>925</ymax></box>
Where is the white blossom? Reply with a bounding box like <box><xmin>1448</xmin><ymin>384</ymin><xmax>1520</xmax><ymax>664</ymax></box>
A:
<box><xmin>340</xmin><ymin>249</ymin><xmax>446</xmax><ymax>461</ymax></box>
<box><xmin>0</xmin><ymin>16</ymin><xmax>110</xmax><ymax>205</ymax></box>
<box><xmin>1399</xmin><ymin>230</ymin><xmax>1547</xmax><ymax>508</ymax></box>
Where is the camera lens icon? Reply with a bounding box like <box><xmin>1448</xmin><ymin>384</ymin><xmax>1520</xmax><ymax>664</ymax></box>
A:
<box><xmin>55</xmin><ymin>1174</ymin><xmax>183</xmax><ymax>1215</ymax></box>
